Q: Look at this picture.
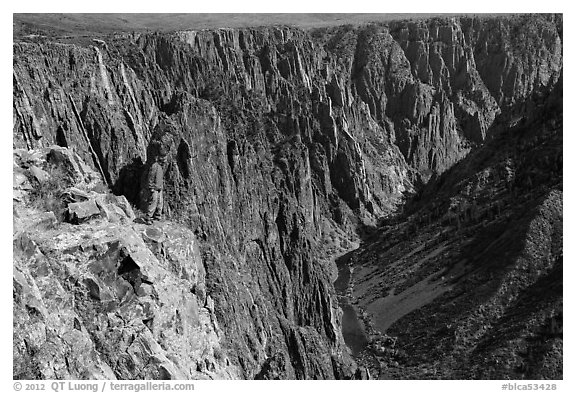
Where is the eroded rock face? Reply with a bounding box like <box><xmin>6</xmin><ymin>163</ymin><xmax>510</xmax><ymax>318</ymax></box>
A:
<box><xmin>13</xmin><ymin>14</ymin><xmax>562</xmax><ymax>380</ymax></box>
<box><xmin>13</xmin><ymin>220</ymin><xmax>238</xmax><ymax>379</ymax></box>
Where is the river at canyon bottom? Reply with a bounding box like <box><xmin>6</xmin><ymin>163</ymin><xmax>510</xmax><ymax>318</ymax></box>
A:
<box><xmin>334</xmin><ymin>250</ymin><xmax>369</xmax><ymax>356</ymax></box>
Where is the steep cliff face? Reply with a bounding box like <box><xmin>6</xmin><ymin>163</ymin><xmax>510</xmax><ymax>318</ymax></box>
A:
<box><xmin>349</xmin><ymin>81</ymin><xmax>562</xmax><ymax>379</ymax></box>
<box><xmin>14</xmin><ymin>28</ymin><xmax>369</xmax><ymax>380</ymax></box>
<box><xmin>13</xmin><ymin>15</ymin><xmax>562</xmax><ymax>214</ymax></box>
<box><xmin>13</xmin><ymin>14</ymin><xmax>562</xmax><ymax>379</ymax></box>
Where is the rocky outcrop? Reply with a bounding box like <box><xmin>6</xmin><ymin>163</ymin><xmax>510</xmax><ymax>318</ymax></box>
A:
<box><xmin>13</xmin><ymin>14</ymin><xmax>562</xmax><ymax>380</ymax></box>
<box><xmin>14</xmin><ymin>147</ymin><xmax>238</xmax><ymax>379</ymax></box>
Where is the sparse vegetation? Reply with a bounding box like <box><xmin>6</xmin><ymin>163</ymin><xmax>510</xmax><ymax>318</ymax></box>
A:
<box><xmin>27</xmin><ymin>166</ymin><xmax>72</xmax><ymax>221</ymax></box>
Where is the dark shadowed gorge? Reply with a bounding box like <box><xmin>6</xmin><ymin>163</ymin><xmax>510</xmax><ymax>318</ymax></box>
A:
<box><xmin>13</xmin><ymin>14</ymin><xmax>562</xmax><ymax>380</ymax></box>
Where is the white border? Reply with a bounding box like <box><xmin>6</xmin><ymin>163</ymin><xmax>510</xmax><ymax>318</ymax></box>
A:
<box><xmin>3</xmin><ymin>2</ymin><xmax>571</xmax><ymax>391</ymax></box>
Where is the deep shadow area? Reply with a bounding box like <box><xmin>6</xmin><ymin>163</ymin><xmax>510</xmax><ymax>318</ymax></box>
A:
<box><xmin>112</xmin><ymin>157</ymin><xmax>144</xmax><ymax>205</ymax></box>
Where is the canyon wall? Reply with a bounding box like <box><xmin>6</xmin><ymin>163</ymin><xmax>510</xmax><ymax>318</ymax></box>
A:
<box><xmin>350</xmin><ymin>78</ymin><xmax>562</xmax><ymax>379</ymax></box>
<box><xmin>13</xmin><ymin>14</ymin><xmax>562</xmax><ymax>379</ymax></box>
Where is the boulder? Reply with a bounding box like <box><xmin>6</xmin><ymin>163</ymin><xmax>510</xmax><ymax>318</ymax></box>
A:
<box><xmin>66</xmin><ymin>199</ymin><xmax>101</xmax><ymax>224</ymax></box>
<box><xmin>28</xmin><ymin>165</ymin><xmax>50</xmax><ymax>183</ymax></box>
<box><xmin>62</xmin><ymin>187</ymin><xmax>91</xmax><ymax>203</ymax></box>
<box><xmin>94</xmin><ymin>195</ymin><xmax>129</xmax><ymax>224</ymax></box>
<box><xmin>109</xmin><ymin>194</ymin><xmax>135</xmax><ymax>220</ymax></box>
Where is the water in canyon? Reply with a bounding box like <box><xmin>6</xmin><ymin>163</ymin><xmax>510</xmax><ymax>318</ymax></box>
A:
<box><xmin>334</xmin><ymin>250</ymin><xmax>369</xmax><ymax>356</ymax></box>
